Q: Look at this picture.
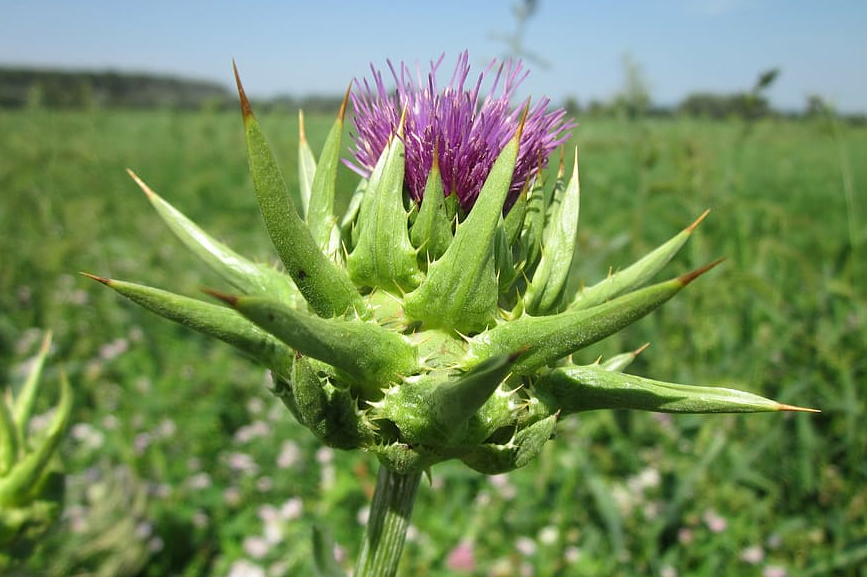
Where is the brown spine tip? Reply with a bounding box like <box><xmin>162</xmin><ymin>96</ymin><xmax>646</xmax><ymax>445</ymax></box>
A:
<box><xmin>508</xmin><ymin>345</ymin><xmax>532</xmax><ymax>363</ymax></box>
<box><xmin>558</xmin><ymin>146</ymin><xmax>567</xmax><ymax>178</ymax></box>
<box><xmin>298</xmin><ymin>109</ymin><xmax>307</xmax><ymax>144</ymax></box>
<box><xmin>201</xmin><ymin>287</ymin><xmax>239</xmax><ymax>306</ymax></box>
<box><xmin>515</xmin><ymin>99</ymin><xmax>530</xmax><ymax>142</ymax></box>
<box><xmin>687</xmin><ymin>208</ymin><xmax>711</xmax><ymax>233</ymax></box>
<box><xmin>397</xmin><ymin>105</ymin><xmax>407</xmax><ymax>138</ymax></box>
<box><xmin>232</xmin><ymin>59</ymin><xmax>254</xmax><ymax>120</ymax></box>
<box><xmin>777</xmin><ymin>403</ymin><xmax>821</xmax><ymax>413</ymax></box>
<box><xmin>633</xmin><ymin>342</ymin><xmax>650</xmax><ymax>356</ymax></box>
<box><xmin>126</xmin><ymin>168</ymin><xmax>156</xmax><ymax>198</ymax></box>
<box><xmin>39</xmin><ymin>329</ymin><xmax>53</xmax><ymax>354</ymax></box>
<box><xmin>678</xmin><ymin>257</ymin><xmax>726</xmax><ymax>286</ymax></box>
<box><xmin>80</xmin><ymin>272</ymin><xmax>112</xmax><ymax>285</ymax></box>
<box><xmin>338</xmin><ymin>83</ymin><xmax>351</xmax><ymax>122</ymax></box>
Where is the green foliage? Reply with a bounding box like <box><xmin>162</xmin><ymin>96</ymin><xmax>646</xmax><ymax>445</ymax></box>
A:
<box><xmin>1</xmin><ymin>108</ymin><xmax>864</xmax><ymax>576</ymax></box>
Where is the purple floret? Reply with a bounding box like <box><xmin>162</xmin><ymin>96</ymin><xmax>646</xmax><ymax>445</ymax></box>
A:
<box><xmin>346</xmin><ymin>52</ymin><xmax>575</xmax><ymax>212</ymax></box>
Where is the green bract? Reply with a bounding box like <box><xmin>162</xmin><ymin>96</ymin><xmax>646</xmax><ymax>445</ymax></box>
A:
<box><xmin>1</xmin><ymin>332</ymin><xmax>72</xmax><ymax>568</ymax></box>
<box><xmin>86</xmin><ymin>67</ymin><xmax>815</xmax><ymax>477</ymax></box>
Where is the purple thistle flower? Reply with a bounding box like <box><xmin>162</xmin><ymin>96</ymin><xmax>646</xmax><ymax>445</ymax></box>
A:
<box><xmin>346</xmin><ymin>52</ymin><xmax>575</xmax><ymax>212</ymax></box>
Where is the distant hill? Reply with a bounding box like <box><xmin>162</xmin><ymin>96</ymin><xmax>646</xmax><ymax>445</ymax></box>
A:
<box><xmin>0</xmin><ymin>67</ymin><xmax>232</xmax><ymax>109</ymax></box>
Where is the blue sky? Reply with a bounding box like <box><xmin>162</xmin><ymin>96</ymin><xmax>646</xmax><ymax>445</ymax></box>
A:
<box><xmin>1</xmin><ymin>0</ymin><xmax>865</xmax><ymax>113</ymax></box>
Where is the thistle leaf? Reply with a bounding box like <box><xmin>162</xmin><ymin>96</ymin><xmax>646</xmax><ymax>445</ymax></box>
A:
<box><xmin>571</xmin><ymin>210</ymin><xmax>710</xmax><ymax>310</ymax></box>
<box><xmin>0</xmin><ymin>392</ymin><xmax>17</xmax><ymax>476</ymax></box>
<box><xmin>297</xmin><ymin>110</ymin><xmax>316</xmax><ymax>219</ymax></box>
<box><xmin>307</xmin><ymin>88</ymin><xmax>349</xmax><ymax>252</ymax></box>
<box><xmin>460</xmin><ymin>415</ymin><xmax>557</xmax><ymax>475</ymax></box>
<box><xmin>379</xmin><ymin>351</ymin><xmax>522</xmax><ymax>446</ymax></box>
<box><xmin>83</xmin><ymin>274</ymin><xmax>294</xmax><ymax>378</ymax></box>
<box><xmin>128</xmin><ymin>170</ymin><xmax>299</xmax><ymax>305</ymax></box>
<box><xmin>472</xmin><ymin>260</ymin><xmax>723</xmax><ymax>374</ymax></box>
<box><xmin>410</xmin><ymin>146</ymin><xmax>454</xmax><ymax>264</ymax></box>
<box><xmin>347</xmin><ymin>122</ymin><xmax>421</xmax><ymax>292</ymax></box>
<box><xmin>341</xmin><ymin>178</ymin><xmax>367</xmax><ymax>245</ymax></box>
<box><xmin>214</xmin><ymin>292</ymin><xmax>418</xmax><ymax>399</ymax></box>
<box><xmin>535</xmin><ymin>364</ymin><xmax>820</xmax><ymax>414</ymax></box>
<box><xmin>601</xmin><ymin>343</ymin><xmax>650</xmax><ymax>373</ymax></box>
<box><xmin>0</xmin><ymin>373</ymin><xmax>71</xmax><ymax>506</ymax></box>
<box><xmin>291</xmin><ymin>354</ymin><xmax>373</xmax><ymax>449</ymax></box>
<box><xmin>503</xmin><ymin>184</ymin><xmax>528</xmax><ymax>248</ymax></box>
<box><xmin>233</xmin><ymin>63</ymin><xmax>364</xmax><ymax>318</ymax></box>
<box><xmin>520</xmin><ymin>159</ymin><xmax>547</xmax><ymax>274</ymax></box>
<box><xmin>12</xmin><ymin>331</ymin><xmax>52</xmax><ymax>439</ymax></box>
<box><xmin>524</xmin><ymin>148</ymin><xmax>580</xmax><ymax>315</ymax></box>
<box><xmin>404</xmin><ymin>118</ymin><xmax>524</xmax><ymax>333</ymax></box>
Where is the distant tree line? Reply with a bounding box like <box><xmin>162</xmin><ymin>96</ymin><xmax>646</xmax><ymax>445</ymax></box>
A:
<box><xmin>2</xmin><ymin>66</ymin><xmax>862</xmax><ymax>124</ymax></box>
<box><xmin>0</xmin><ymin>67</ymin><xmax>345</xmax><ymax>113</ymax></box>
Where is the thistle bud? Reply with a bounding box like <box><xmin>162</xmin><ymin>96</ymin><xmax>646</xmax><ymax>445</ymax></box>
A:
<box><xmin>87</xmin><ymin>52</ymin><xmax>814</xmax><ymax>479</ymax></box>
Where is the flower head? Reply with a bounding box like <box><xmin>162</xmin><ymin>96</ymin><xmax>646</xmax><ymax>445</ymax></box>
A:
<box><xmin>347</xmin><ymin>52</ymin><xmax>575</xmax><ymax>211</ymax></box>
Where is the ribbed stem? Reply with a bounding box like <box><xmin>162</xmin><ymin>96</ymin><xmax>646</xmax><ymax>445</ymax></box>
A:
<box><xmin>354</xmin><ymin>464</ymin><xmax>422</xmax><ymax>577</ymax></box>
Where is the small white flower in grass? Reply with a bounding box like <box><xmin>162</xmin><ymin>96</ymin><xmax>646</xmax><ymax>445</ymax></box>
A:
<box><xmin>151</xmin><ymin>482</ymin><xmax>172</xmax><ymax>498</ymax></box>
<box><xmin>227</xmin><ymin>452</ymin><xmax>260</xmax><ymax>475</ymax></box>
<box><xmin>224</xmin><ymin>487</ymin><xmax>242</xmax><ymax>507</ymax></box>
<box><xmin>72</xmin><ymin>422</ymin><xmax>105</xmax><ymax>450</ymax></box>
<box><xmin>357</xmin><ymin>506</ymin><xmax>370</xmax><ymax>525</ymax></box>
<box><xmin>611</xmin><ymin>483</ymin><xmax>634</xmax><ymax>515</ymax></box>
<box><xmin>247</xmin><ymin>397</ymin><xmax>265</xmax><ymax>415</ymax></box>
<box><xmin>520</xmin><ymin>561</ymin><xmax>534</xmax><ymax>577</ymax></box>
<box><xmin>767</xmin><ymin>533</ymin><xmax>782</xmax><ymax>549</ymax></box>
<box><xmin>678</xmin><ymin>527</ymin><xmax>694</xmax><ymax>545</ymax></box>
<box><xmin>236</xmin><ymin>420</ymin><xmax>272</xmax><ymax>443</ymax></box>
<box><xmin>158</xmin><ymin>418</ymin><xmax>177</xmax><ymax>438</ymax></box>
<box><xmin>258</xmin><ymin>504</ymin><xmax>279</xmax><ymax>522</ymax></box>
<box><xmin>637</xmin><ymin>467</ymin><xmax>661</xmax><ymax>490</ymax></box>
<box><xmin>405</xmin><ymin>525</ymin><xmax>419</xmax><ymax>542</ymax></box>
<box><xmin>277</xmin><ymin>440</ymin><xmax>300</xmax><ymax>469</ymax></box>
<box><xmin>515</xmin><ymin>536</ymin><xmax>537</xmax><ymax>557</ymax></box>
<box><xmin>244</xmin><ymin>536</ymin><xmax>271</xmax><ymax>559</ymax></box>
<box><xmin>227</xmin><ymin>559</ymin><xmax>266</xmax><ymax>577</ymax></box>
<box><xmin>333</xmin><ymin>543</ymin><xmax>347</xmax><ymax>563</ymax></box>
<box><xmin>489</xmin><ymin>474</ymin><xmax>517</xmax><ymax>500</ymax></box>
<box><xmin>702</xmin><ymin>508</ymin><xmax>727</xmax><ymax>533</ymax></box>
<box><xmin>539</xmin><ymin>525</ymin><xmax>558</xmax><ymax>545</ymax></box>
<box><xmin>564</xmin><ymin>546</ymin><xmax>581</xmax><ymax>564</ymax></box>
<box><xmin>660</xmin><ymin>565</ymin><xmax>678</xmax><ymax>577</ymax></box>
<box><xmin>192</xmin><ymin>510</ymin><xmax>209</xmax><ymax>529</ymax></box>
<box><xmin>257</xmin><ymin>476</ymin><xmax>273</xmax><ymax>492</ymax></box>
<box><xmin>741</xmin><ymin>545</ymin><xmax>765</xmax><ymax>564</ymax></box>
<box><xmin>763</xmin><ymin>565</ymin><xmax>787</xmax><ymax>577</ymax></box>
<box><xmin>135</xmin><ymin>521</ymin><xmax>153</xmax><ymax>539</ymax></box>
<box><xmin>134</xmin><ymin>432</ymin><xmax>151</xmax><ymax>455</ymax></box>
<box><xmin>280</xmin><ymin>497</ymin><xmax>303</xmax><ymax>521</ymax></box>
<box><xmin>188</xmin><ymin>472</ymin><xmax>212</xmax><ymax>490</ymax></box>
<box><xmin>316</xmin><ymin>446</ymin><xmax>334</xmax><ymax>464</ymax></box>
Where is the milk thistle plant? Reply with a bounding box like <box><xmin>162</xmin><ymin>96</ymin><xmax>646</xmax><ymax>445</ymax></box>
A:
<box><xmin>86</xmin><ymin>53</ymin><xmax>814</xmax><ymax>576</ymax></box>
<box><xmin>1</xmin><ymin>332</ymin><xmax>72</xmax><ymax>569</ymax></box>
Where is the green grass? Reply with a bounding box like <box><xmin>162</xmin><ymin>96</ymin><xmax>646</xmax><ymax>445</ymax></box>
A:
<box><xmin>1</xmin><ymin>107</ymin><xmax>865</xmax><ymax>577</ymax></box>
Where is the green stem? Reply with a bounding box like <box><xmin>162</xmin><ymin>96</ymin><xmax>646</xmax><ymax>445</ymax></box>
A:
<box><xmin>354</xmin><ymin>464</ymin><xmax>422</xmax><ymax>577</ymax></box>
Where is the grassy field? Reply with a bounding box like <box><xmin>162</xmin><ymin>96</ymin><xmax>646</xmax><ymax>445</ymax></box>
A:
<box><xmin>1</xmin><ymin>107</ymin><xmax>865</xmax><ymax>577</ymax></box>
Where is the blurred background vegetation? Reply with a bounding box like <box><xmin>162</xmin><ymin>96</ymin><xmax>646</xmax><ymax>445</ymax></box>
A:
<box><xmin>1</xmin><ymin>2</ymin><xmax>865</xmax><ymax>576</ymax></box>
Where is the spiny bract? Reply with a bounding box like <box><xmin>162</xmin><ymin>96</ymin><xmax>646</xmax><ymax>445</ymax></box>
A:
<box><xmin>86</xmin><ymin>55</ymin><xmax>814</xmax><ymax>476</ymax></box>
<box><xmin>1</xmin><ymin>332</ymin><xmax>72</xmax><ymax>567</ymax></box>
